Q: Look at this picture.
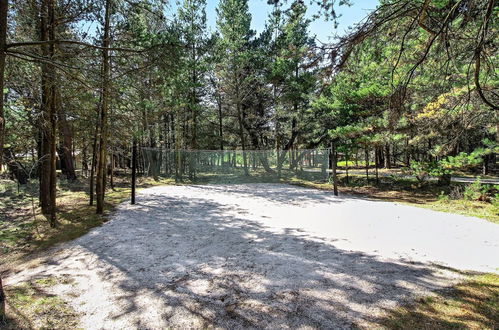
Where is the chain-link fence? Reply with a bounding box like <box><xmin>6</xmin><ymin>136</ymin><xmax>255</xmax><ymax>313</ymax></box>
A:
<box><xmin>141</xmin><ymin>148</ymin><xmax>330</xmax><ymax>183</ymax></box>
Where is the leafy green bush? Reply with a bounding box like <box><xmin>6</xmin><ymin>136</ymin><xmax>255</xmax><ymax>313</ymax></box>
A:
<box><xmin>491</xmin><ymin>194</ymin><xmax>499</xmax><ymax>215</ymax></box>
<box><xmin>408</xmin><ymin>161</ymin><xmax>430</xmax><ymax>182</ymax></box>
<box><xmin>492</xmin><ymin>193</ymin><xmax>499</xmax><ymax>206</ymax></box>
<box><xmin>440</xmin><ymin>151</ymin><xmax>483</xmax><ymax>171</ymax></box>
<box><xmin>463</xmin><ymin>178</ymin><xmax>491</xmax><ymax>201</ymax></box>
<box><xmin>408</xmin><ymin>160</ymin><xmax>450</xmax><ymax>183</ymax></box>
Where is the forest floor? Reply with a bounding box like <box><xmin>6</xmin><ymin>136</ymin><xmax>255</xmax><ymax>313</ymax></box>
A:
<box><xmin>3</xmin><ymin>183</ymin><xmax>498</xmax><ymax>329</ymax></box>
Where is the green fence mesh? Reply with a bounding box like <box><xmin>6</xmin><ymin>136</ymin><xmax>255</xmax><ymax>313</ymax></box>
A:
<box><xmin>141</xmin><ymin>148</ymin><xmax>331</xmax><ymax>184</ymax></box>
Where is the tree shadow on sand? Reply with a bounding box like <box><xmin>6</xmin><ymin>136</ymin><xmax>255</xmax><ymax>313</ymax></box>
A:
<box><xmin>161</xmin><ymin>183</ymin><xmax>370</xmax><ymax>205</ymax></box>
<box><xmin>21</xmin><ymin>190</ymin><xmax>462</xmax><ymax>329</ymax></box>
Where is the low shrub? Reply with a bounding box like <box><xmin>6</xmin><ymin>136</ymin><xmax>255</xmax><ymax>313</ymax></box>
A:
<box><xmin>408</xmin><ymin>160</ymin><xmax>450</xmax><ymax>184</ymax></box>
<box><xmin>463</xmin><ymin>179</ymin><xmax>498</xmax><ymax>202</ymax></box>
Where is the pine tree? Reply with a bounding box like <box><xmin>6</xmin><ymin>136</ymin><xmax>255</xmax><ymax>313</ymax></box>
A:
<box><xmin>216</xmin><ymin>0</ymin><xmax>254</xmax><ymax>174</ymax></box>
<box><xmin>177</xmin><ymin>0</ymin><xmax>208</xmax><ymax>152</ymax></box>
<box><xmin>271</xmin><ymin>0</ymin><xmax>316</xmax><ymax>167</ymax></box>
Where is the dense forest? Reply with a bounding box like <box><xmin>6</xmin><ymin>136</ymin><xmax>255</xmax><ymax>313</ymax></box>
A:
<box><xmin>0</xmin><ymin>0</ymin><xmax>497</xmax><ymax>223</ymax></box>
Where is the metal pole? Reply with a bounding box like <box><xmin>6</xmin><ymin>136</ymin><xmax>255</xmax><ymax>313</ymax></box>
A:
<box><xmin>131</xmin><ymin>139</ymin><xmax>137</xmax><ymax>204</ymax></box>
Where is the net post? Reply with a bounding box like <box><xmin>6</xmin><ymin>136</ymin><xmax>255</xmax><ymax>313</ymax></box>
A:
<box><xmin>131</xmin><ymin>139</ymin><xmax>137</xmax><ymax>204</ymax></box>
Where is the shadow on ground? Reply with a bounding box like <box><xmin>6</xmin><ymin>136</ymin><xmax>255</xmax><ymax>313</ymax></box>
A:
<box><xmin>14</xmin><ymin>185</ymin><xmax>467</xmax><ymax>329</ymax></box>
<box><xmin>185</xmin><ymin>183</ymin><xmax>354</xmax><ymax>205</ymax></box>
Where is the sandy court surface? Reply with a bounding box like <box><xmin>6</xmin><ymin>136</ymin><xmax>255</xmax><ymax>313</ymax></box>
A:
<box><xmin>6</xmin><ymin>183</ymin><xmax>499</xmax><ymax>329</ymax></box>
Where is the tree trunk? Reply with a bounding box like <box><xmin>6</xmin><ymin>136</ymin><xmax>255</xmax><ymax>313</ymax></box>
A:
<box><xmin>82</xmin><ymin>144</ymin><xmax>88</xmax><ymax>177</ymax></box>
<box><xmin>331</xmin><ymin>143</ymin><xmax>338</xmax><ymax>196</ymax></box>
<box><xmin>405</xmin><ymin>138</ymin><xmax>410</xmax><ymax>166</ymax></box>
<box><xmin>384</xmin><ymin>144</ymin><xmax>391</xmax><ymax>169</ymax></box>
<box><xmin>109</xmin><ymin>151</ymin><xmax>114</xmax><ymax>189</ymax></box>
<box><xmin>57</xmin><ymin>91</ymin><xmax>76</xmax><ymax>180</ymax></box>
<box><xmin>218</xmin><ymin>93</ymin><xmax>223</xmax><ymax>150</ymax></box>
<box><xmin>95</xmin><ymin>0</ymin><xmax>111</xmax><ymax>214</ymax></box>
<box><xmin>175</xmin><ymin>109</ymin><xmax>182</xmax><ymax>182</ymax></box>
<box><xmin>39</xmin><ymin>0</ymin><xmax>57</xmax><ymax>226</ymax></box>
<box><xmin>131</xmin><ymin>138</ymin><xmax>137</xmax><ymax>204</ymax></box>
<box><xmin>236</xmin><ymin>101</ymin><xmax>248</xmax><ymax>176</ymax></box>
<box><xmin>0</xmin><ymin>0</ymin><xmax>7</xmax><ymax>170</ymax></box>
<box><xmin>345</xmin><ymin>149</ymin><xmax>349</xmax><ymax>184</ymax></box>
<box><xmin>482</xmin><ymin>154</ymin><xmax>489</xmax><ymax>175</ymax></box>
<box><xmin>364</xmin><ymin>147</ymin><xmax>369</xmax><ymax>183</ymax></box>
<box><xmin>191</xmin><ymin>44</ymin><xmax>197</xmax><ymax>151</ymax></box>
<box><xmin>375</xmin><ymin>147</ymin><xmax>380</xmax><ymax>185</ymax></box>
<box><xmin>0</xmin><ymin>275</ymin><xmax>5</xmax><ymax>322</ymax></box>
<box><xmin>89</xmin><ymin>116</ymin><xmax>98</xmax><ymax>206</ymax></box>
<box><xmin>277</xmin><ymin>117</ymin><xmax>298</xmax><ymax>174</ymax></box>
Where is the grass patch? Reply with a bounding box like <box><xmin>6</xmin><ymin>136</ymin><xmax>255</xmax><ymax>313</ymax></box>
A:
<box><xmin>288</xmin><ymin>175</ymin><xmax>499</xmax><ymax>223</ymax></box>
<box><xmin>337</xmin><ymin>160</ymin><xmax>375</xmax><ymax>168</ymax></box>
<box><xmin>421</xmin><ymin>199</ymin><xmax>498</xmax><ymax>224</ymax></box>
<box><xmin>379</xmin><ymin>273</ymin><xmax>499</xmax><ymax>329</ymax></box>
<box><xmin>2</xmin><ymin>276</ymin><xmax>79</xmax><ymax>330</ymax></box>
<box><xmin>0</xmin><ymin>175</ymin><xmax>173</xmax><ymax>268</ymax></box>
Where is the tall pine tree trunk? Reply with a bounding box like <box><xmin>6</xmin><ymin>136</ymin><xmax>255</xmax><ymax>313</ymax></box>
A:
<box><xmin>217</xmin><ymin>93</ymin><xmax>223</xmax><ymax>150</ymax></box>
<box><xmin>364</xmin><ymin>146</ymin><xmax>369</xmax><ymax>183</ymax></box>
<box><xmin>0</xmin><ymin>0</ymin><xmax>7</xmax><ymax>171</ymax></box>
<box><xmin>384</xmin><ymin>144</ymin><xmax>391</xmax><ymax>169</ymax></box>
<box><xmin>175</xmin><ymin>109</ymin><xmax>182</xmax><ymax>182</ymax></box>
<box><xmin>235</xmin><ymin>91</ymin><xmax>248</xmax><ymax>176</ymax></box>
<box><xmin>39</xmin><ymin>0</ymin><xmax>57</xmax><ymax>226</ymax></box>
<box><xmin>95</xmin><ymin>0</ymin><xmax>111</xmax><ymax>214</ymax></box>
<box><xmin>89</xmin><ymin>114</ymin><xmax>99</xmax><ymax>205</ymax></box>
<box><xmin>109</xmin><ymin>151</ymin><xmax>114</xmax><ymax>189</ymax></box>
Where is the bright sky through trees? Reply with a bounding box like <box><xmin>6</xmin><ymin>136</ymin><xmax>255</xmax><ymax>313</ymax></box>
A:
<box><xmin>166</xmin><ymin>0</ymin><xmax>380</xmax><ymax>41</ymax></box>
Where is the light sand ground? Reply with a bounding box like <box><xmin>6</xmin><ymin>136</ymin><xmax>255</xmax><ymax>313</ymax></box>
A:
<box><xmin>6</xmin><ymin>184</ymin><xmax>499</xmax><ymax>329</ymax></box>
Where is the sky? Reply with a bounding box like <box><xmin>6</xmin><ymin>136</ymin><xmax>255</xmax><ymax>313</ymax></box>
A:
<box><xmin>166</xmin><ymin>0</ymin><xmax>380</xmax><ymax>42</ymax></box>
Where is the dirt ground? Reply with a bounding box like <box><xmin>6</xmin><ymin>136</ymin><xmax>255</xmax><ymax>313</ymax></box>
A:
<box><xmin>5</xmin><ymin>184</ymin><xmax>499</xmax><ymax>329</ymax></box>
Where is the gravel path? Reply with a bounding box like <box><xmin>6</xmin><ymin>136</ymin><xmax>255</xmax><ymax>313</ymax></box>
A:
<box><xmin>6</xmin><ymin>183</ymin><xmax>499</xmax><ymax>329</ymax></box>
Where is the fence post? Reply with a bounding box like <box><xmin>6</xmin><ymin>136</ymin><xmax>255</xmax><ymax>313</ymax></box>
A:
<box><xmin>131</xmin><ymin>139</ymin><xmax>137</xmax><ymax>205</ymax></box>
